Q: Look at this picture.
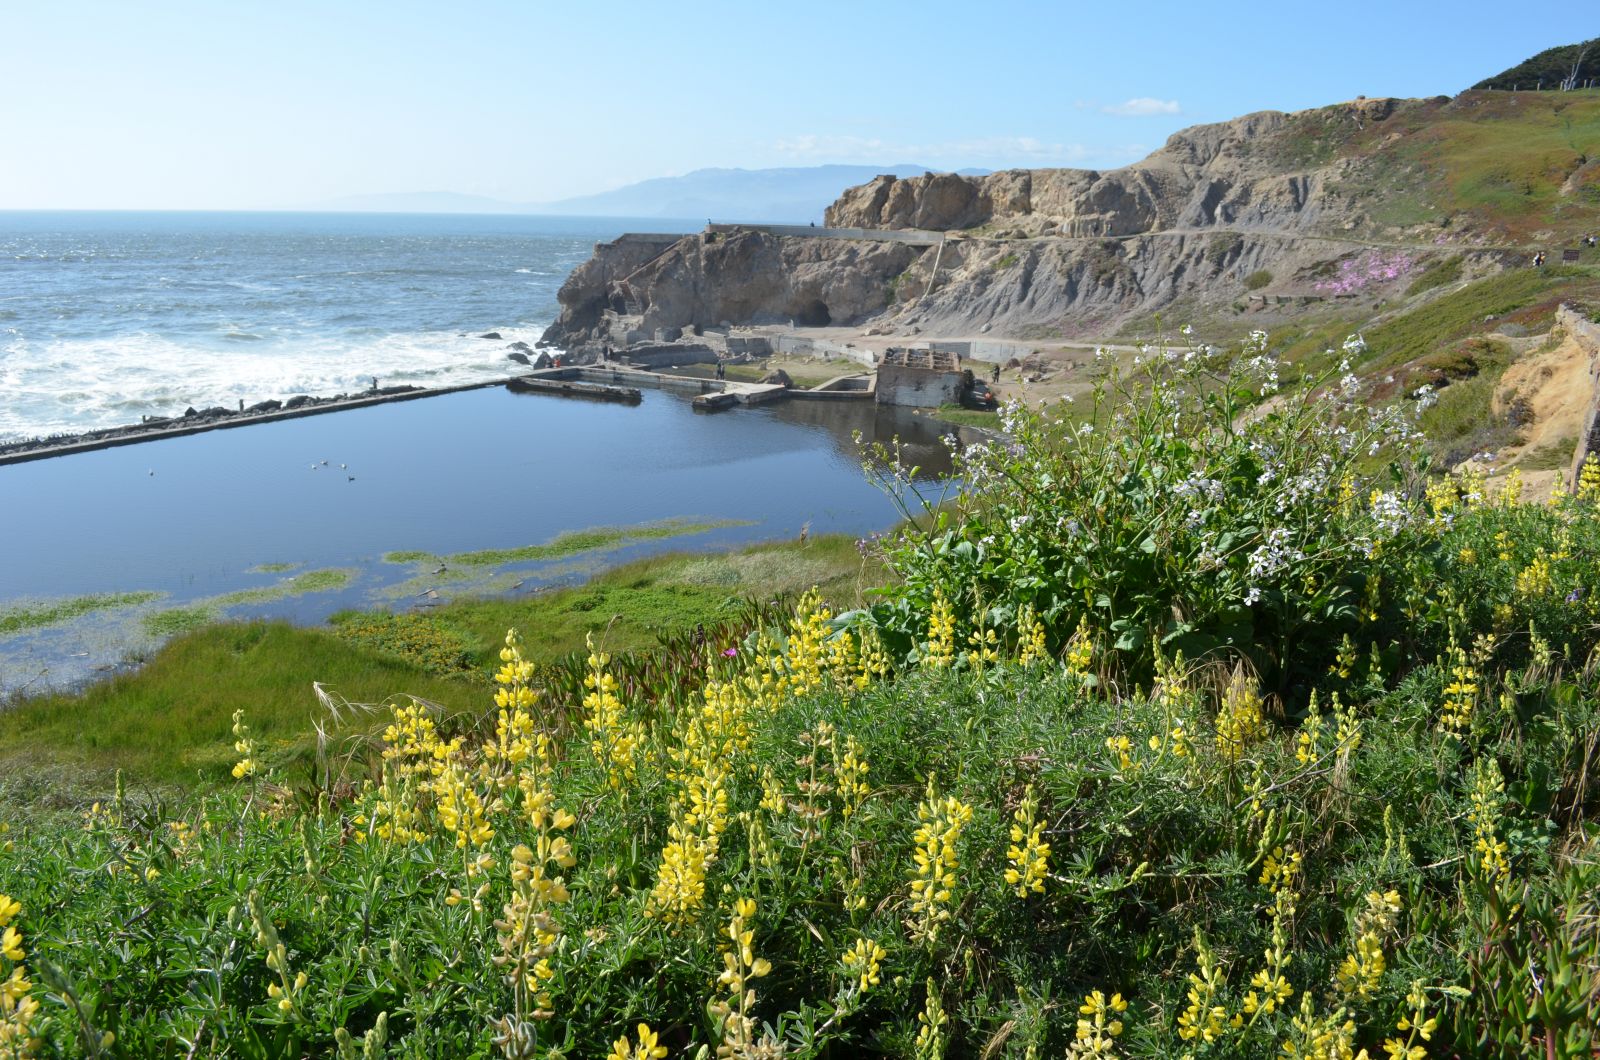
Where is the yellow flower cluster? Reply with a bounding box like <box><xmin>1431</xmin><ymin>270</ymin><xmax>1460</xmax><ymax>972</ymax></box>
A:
<box><xmin>908</xmin><ymin>781</ymin><xmax>974</xmax><ymax>945</ymax></box>
<box><xmin>1067</xmin><ymin>990</ymin><xmax>1127</xmax><ymax>1059</ymax></box>
<box><xmin>1064</xmin><ymin>615</ymin><xmax>1094</xmax><ymax>676</ymax></box>
<box><xmin>1004</xmin><ymin>784</ymin><xmax>1050</xmax><ymax>897</ymax></box>
<box><xmin>1016</xmin><ymin>603</ymin><xmax>1049</xmax><ymax>667</ymax></box>
<box><xmin>231</xmin><ymin>708</ymin><xmax>257</xmax><ymax>780</ymax></box>
<box><xmin>247</xmin><ymin>891</ymin><xmax>308</xmax><ymax>1018</ymax></box>
<box><xmin>582</xmin><ymin>634</ymin><xmax>647</xmax><ymax>793</ymax></box>
<box><xmin>1105</xmin><ymin>734</ymin><xmax>1136</xmax><ymax>772</ymax></box>
<box><xmin>1577</xmin><ymin>454</ymin><xmax>1600</xmax><ymax>504</ymax></box>
<box><xmin>924</xmin><ymin>587</ymin><xmax>957</xmax><ymax>669</ymax></box>
<box><xmin>1382</xmin><ymin>983</ymin><xmax>1439</xmax><ymax>1060</ymax></box>
<box><xmin>1514</xmin><ymin>550</ymin><xmax>1553</xmax><ymax>598</ymax></box>
<box><xmin>606</xmin><ymin>1024</ymin><xmax>667</xmax><ymax>1060</ymax></box>
<box><xmin>1335</xmin><ymin>890</ymin><xmax>1402</xmax><ymax>1000</ymax></box>
<box><xmin>710</xmin><ymin>897</ymin><xmax>775</xmax><ymax>1057</ymax></box>
<box><xmin>1437</xmin><ymin>648</ymin><xmax>1476</xmax><ymax>739</ymax></box>
<box><xmin>840</xmin><ymin>936</ymin><xmax>885</xmax><ymax>994</ymax></box>
<box><xmin>0</xmin><ymin>893</ymin><xmax>36</xmax><ymax>1055</ymax></box>
<box><xmin>1467</xmin><ymin>759</ymin><xmax>1511</xmax><ymax>884</ymax></box>
<box><xmin>1214</xmin><ymin>670</ymin><xmax>1269</xmax><ymax>762</ymax></box>
<box><xmin>1177</xmin><ymin>930</ymin><xmax>1228</xmax><ymax>1044</ymax></box>
<box><xmin>489</xmin><ymin>785</ymin><xmax>576</xmax><ymax>1053</ymax></box>
<box><xmin>914</xmin><ymin>978</ymin><xmax>948</xmax><ymax>1060</ymax></box>
<box><xmin>835</xmin><ymin>734</ymin><xmax>871</xmax><ymax>819</ymax></box>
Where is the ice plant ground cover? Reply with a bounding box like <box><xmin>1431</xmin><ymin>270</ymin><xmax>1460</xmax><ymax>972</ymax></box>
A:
<box><xmin>2</xmin><ymin>336</ymin><xmax>1600</xmax><ymax>1056</ymax></box>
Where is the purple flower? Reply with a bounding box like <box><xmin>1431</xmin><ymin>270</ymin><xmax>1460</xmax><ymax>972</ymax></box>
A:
<box><xmin>723</xmin><ymin>647</ymin><xmax>739</xmax><ymax>657</ymax></box>
<box><xmin>1566</xmin><ymin>588</ymin><xmax>1584</xmax><ymax>604</ymax></box>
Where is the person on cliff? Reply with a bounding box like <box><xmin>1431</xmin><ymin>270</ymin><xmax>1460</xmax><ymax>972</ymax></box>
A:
<box><xmin>991</xmin><ymin>363</ymin><xmax>1000</xmax><ymax>384</ymax></box>
<box><xmin>715</xmin><ymin>360</ymin><xmax>726</xmax><ymax>381</ymax></box>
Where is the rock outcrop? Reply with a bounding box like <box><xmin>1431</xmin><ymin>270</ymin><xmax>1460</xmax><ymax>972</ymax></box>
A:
<box><xmin>542</xmin><ymin>93</ymin><xmax>1578</xmax><ymax>351</ymax></box>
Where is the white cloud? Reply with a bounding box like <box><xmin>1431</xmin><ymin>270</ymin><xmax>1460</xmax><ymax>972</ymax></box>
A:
<box><xmin>1101</xmin><ymin>97</ymin><xmax>1181</xmax><ymax>117</ymax></box>
<box><xmin>770</xmin><ymin>134</ymin><xmax>1144</xmax><ymax>169</ymax></box>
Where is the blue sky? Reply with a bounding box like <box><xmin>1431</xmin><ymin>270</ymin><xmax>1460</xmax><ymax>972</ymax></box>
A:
<box><xmin>2</xmin><ymin>1</ymin><xmax>1594</xmax><ymax>209</ymax></box>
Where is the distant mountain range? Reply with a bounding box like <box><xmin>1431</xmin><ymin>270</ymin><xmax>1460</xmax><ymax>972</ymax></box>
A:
<box><xmin>305</xmin><ymin>165</ymin><xmax>990</xmax><ymax>223</ymax></box>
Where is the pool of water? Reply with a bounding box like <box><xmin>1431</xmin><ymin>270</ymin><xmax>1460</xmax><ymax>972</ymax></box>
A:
<box><xmin>0</xmin><ymin>386</ymin><xmax>964</xmax><ymax>691</ymax></box>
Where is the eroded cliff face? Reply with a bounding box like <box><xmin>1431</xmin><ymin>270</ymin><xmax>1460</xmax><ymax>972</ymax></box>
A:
<box><xmin>542</xmin><ymin>96</ymin><xmax>1533</xmax><ymax>352</ymax></box>
<box><xmin>543</xmin><ymin>230</ymin><xmax>923</xmax><ymax>354</ymax></box>
<box><xmin>823</xmin><ymin>108</ymin><xmax>1363</xmax><ymax>238</ymax></box>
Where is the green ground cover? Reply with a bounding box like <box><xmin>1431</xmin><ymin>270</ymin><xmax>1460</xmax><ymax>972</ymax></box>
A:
<box><xmin>2</xmin><ymin>342</ymin><xmax>1597</xmax><ymax>1055</ymax></box>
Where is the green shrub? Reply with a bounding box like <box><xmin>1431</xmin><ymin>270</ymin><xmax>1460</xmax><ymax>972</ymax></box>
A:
<box><xmin>863</xmin><ymin>333</ymin><xmax>1427</xmax><ymax>692</ymax></box>
<box><xmin>1244</xmin><ymin>269</ymin><xmax>1273</xmax><ymax>290</ymax></box>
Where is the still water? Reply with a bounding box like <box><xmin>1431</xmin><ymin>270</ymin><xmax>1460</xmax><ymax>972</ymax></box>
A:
<box><xmin>0</xmin><ymin>386</ymin><xmax>962</xmax><ymax>691</ymax></box>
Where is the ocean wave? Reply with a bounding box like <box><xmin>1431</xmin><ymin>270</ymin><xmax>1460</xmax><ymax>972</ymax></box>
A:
<box><xmin>0</xmin><ymin>326</ymin><xmax>556</xmax><ymax>442</ymax></box>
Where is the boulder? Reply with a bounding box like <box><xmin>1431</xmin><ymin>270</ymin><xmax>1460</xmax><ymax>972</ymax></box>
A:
<box><xmin>284</xmin><ymin>395</ymin><xmax>315</xmax><ymax>409</ymax></box>
<box><xmin>479</xmin><ymin>331</ymin><xmax>503</xmax><ymax>340</ymax></box>
<box><xmin>245</xmin><ymin>399</ymin><xmax>283</xmax><ymax>415</ymax></box>
<box><xmin>760</xmin><ymin>369</ymin><xmax>794</xmax><ymax>387</ymax></box>
<box><xmin>507</xmin><ymin>351</ymin><xmax>532</xmax><ymax>365</ymax></box>
<box><xmin>507</xmin><ymin>340</ymin><xmax>534</xmax><ymax>354</ymax></box>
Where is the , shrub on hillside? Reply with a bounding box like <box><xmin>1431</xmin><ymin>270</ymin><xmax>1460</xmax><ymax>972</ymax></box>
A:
<box><xmin>864</xmin><ymin>332</ymin><xmax>1429</xmax><ymax>694</ymax></box>
<box><xmin>1243</xmin><ymin>269</ymin><xmax>1273</xmax><ymax>290</ymax></box>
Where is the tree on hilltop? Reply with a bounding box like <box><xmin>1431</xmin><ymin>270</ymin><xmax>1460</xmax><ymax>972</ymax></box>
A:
<box><xmin>1474</xmin><ymin>38</ymin><xmax>1599</xmax><ymax>90</ymax></box>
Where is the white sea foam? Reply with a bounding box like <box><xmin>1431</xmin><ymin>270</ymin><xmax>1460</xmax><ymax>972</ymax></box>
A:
<box><xmin>0</xmin><ymin>326</ymin><xmax>556</xmax><ymax>441</ymax></box>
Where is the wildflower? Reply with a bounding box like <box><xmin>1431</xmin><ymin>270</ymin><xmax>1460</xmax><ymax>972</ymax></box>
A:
<box><xmin>1296</xmin><ymin>693</ymin><xmax>1325</xmax><ymax>766</ymax></box>
<box><xmin>230</xmin><ymin>709</ymin><xmax>257</xmax><ymax>779</ymax></box>
<box><xmin>1067</xmin><ymin>990</ymin><xmax>1127</xmax><ymax>1059</ymax></box>
<box><xmin>1336</xmin><ymin>890</ymin><xmax>1402</xmax><ymax>1000</ymax></box>
<box><xmin>1259</xmin><ymin>846</ymin><xmax>1301</xmax><ymax>895</ymax></box>
<box><xmin>1004</xmin><ymin>784</ymin><xmax>1050</xmax><ymax>897</ymax></box>
<box><xmin>582</xmin><ymin>634</ymin><xmax>646</xmax><ymax>792</ymax></box>
<box><xmin>835</xmin><ymin>735</ymin><xmax>871</xmax><ymax>818</ymax></box>
<box><xmin>965</xmin><ymin>612</ymin><xmax>1000</xmax><ymax>670</ymax></box>
<box><xmin>1438</xmin><ymin>648</ymin><xmax>1476</xmax><ymax>740</ymax></box>
<box><xmin>709</xmin><ymin>897</ymin><xmax>776</xmax><ymax>1057</ymax></box>
<box><xmin>840</xmin><ymin>937</ymin><xmax>886</xmax><ymax>994</ymax></box>
<box><xmin>923</xmin><ymin>587</ymin><xmax>957</xmax><ymax>669</ymax></box>
<box><xmin>1577</xmin><ymin>454</ymin><xmax>1600</xmax><ymax>503</ymax></box>
<box><xmin>491</xmin><ymin>784</ymin><xmax>576</xmax><ymax>1052</ymax></box>
<box><xmin>1105</xmin><ymin>734</ymin><xmax>1136</xmax><ymax>772</ymax></box>
<box><xmin>1214</xmin><ymin>669</ymin><xmax>1268</xmax><ymax>762</ymax></box>
<box><xmin>1177</xmin><ymin>931</ymin><xmax>1228</xmax><ymax>1044</ymax></box>
<box><xmin>607</xmin><ymin>1024</ymin><xmax>668</xmax><ymax>1060</ymax></box>
<box><xmin>1467</xmin><ymin>759</ymin><xmax>1511</xmax><ymax>884</ymax></box>
<box><xmin>1383</xmin><ymin>982</ymin><xmax>1439</xmax><ymax>1060</ymax></box>
<box><xmin>1064</xmin><ymin>615</ymin><xmax>1094</xmax><ymax>676</ymax></box>
<box><xmin>908</xmin><ymin>780</ymin><xmax>974</xmax><ymax>945</ymax></box>
<box><xmin>1016</xmin><ymin>603</ymin><xmax>1050</xmax><ymax>667</ymax></box>
<box><xmin>1515</xmin><ymin>551</ymin><xmax>1553</xmax><ymax>597</ymax></box>
<box><xmin>914</xmin><ymin>979</ymin><xmax>948</xmax><ymax>1060</ymax></box>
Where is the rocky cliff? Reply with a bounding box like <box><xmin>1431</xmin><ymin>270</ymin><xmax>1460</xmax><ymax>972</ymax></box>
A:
<box><xmin>543</xmin><ymin>93</ymin><xmax>1598</xmax><ymax>352</ymax></box>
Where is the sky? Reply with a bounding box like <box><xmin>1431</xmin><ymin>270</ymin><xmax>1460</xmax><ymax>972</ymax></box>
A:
<box><xmin>1</xmin><ymin>1</ymin><xmax>1595</xmax><ymax>210</ymax></box>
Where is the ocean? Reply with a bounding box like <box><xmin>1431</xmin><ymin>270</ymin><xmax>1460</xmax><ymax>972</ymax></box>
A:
<box><xmin>0</xmin><ymin>211</ymin><xmax>960</xmax><ymax>692</ymax></box>
<box><xmin>0</xmin><ymin>210</ymin><xmax>667</xmax><ymax>442</ymax></box>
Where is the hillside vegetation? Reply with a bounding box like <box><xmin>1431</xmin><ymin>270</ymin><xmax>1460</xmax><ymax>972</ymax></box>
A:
<box><xmin>1474</xmin><ymin>39</ymin><xmax>1600</xmax><ymax>92</ymax></box>
<box><xmin>3</xmin><ymin>339</ymin><xmax>1597</xmax><ymax>1057</ymax></box>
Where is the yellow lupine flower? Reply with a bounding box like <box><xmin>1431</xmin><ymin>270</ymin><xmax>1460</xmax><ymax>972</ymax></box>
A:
<box><xmin>607</xmin><ymin>1023</ymin><xmax>667</xmax><ymax>1060</ymax></box>
<box><xmin>1004</xmin><ymin>784</ymin><xmax>1050</xmax><ymax>897</ymax></box>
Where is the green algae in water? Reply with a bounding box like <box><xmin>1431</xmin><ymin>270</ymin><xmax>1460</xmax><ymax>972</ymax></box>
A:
<box><xmin>0</xmin><ymin>591</ymin><xmax>164</xmax><ymax>637</ymax></box>
<box><xmin>215</xmin><ymin>568</ymin><xmax>355</xmax><ymax>608</ymax></box>
<box><xmin>249</xmin><ymin>562</ymin><xmax>301</xmax><ymax>574</ymax></box>
<box><xmin>142</xmin><ymin>606</ymin><xmax>219</xmax><ymax>637</ymax></box>
<box><xmin>382</xmin><ymin>550</ymin><xmax>438</xmax><ymax>565</ymax></box>
<box><xmin>446</xmin><ymin>519</ymin><xmax>749</xmax><ymax>568</ymax></box>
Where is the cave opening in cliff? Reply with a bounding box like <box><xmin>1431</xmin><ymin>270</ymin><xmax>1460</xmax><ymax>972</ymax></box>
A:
<box><xmin>792</xmin><ymin>299</ymin><xmax>832</xmax><ymax>327</ymax></box>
